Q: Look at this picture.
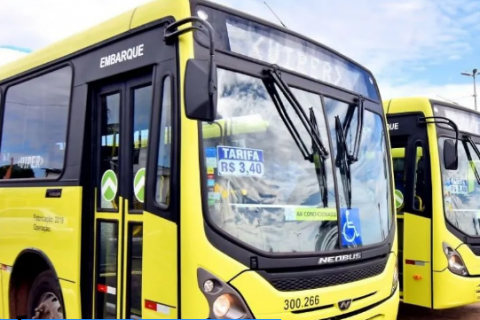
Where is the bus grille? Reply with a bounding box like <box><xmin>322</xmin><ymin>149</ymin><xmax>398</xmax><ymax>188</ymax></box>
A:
<box><xmin>469</xmin><ymin>245</ymin><xmax>480</xmax><ymax>256</ymax></box>
<box><xmin>269</xmin><ymin>260</ymin><xmax>387</xmax><ymax>292</ymax></box>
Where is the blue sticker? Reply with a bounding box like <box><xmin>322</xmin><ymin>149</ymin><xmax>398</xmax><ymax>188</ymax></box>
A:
<box><xmin>216</xmin><ymin>146</ymin><xmax>264</xmax><ymax>177</ymax></box>
<box><xmin>205</xmin><ymin>147</ymin><xmax>217</xmax><ymax>158</ymax></box>
<box><xmin>207</xmin><ymin>179</ymin><xmax>215</xmax><ymax>187</ymax></box>
<box><xmin>446</xmin><ymin>178</ymin><xmax>468</xmax><ymax>194</ymax></box>
<box><xmin>340</xmin><ymin>208</ymin><xmax>362</xmax><ymax>247</ymax></box>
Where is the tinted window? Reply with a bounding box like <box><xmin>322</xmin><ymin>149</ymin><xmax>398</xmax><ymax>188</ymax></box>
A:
<box><xmin>95</xmin><ymin>221</ymin><xmax>119</xmax><ymax>319</ymax></box>
<box><xmin>131</xmin><ymin>85</ymin><xmax>152</xmax><ymax>210</ymax></box>
<box><xmin>99</xmin><ymin>92</ymin><xmax>121</xmax><ymax>210</ymax></box>
<box><xmin>155</xmin><ymin>77</ymin><xmax>172</xmax><ymax>206</ymax></box>
<box><xmin>0</xmin><ymin>67</ymin><xmax>72</xmax><ymax>179</ymax></box>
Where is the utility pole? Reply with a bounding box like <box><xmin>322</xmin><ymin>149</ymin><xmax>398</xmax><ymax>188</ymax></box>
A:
<box><xmin>461</xmin><ymin>68</ymin><xmax>478</xmax><ymax>111</ymax></box>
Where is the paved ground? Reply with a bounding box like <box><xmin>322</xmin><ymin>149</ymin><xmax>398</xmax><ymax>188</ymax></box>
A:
<box><xmin>398</xmin><ymin>303</ymin><xmax>480</xmax><ymax>320</ymax></box>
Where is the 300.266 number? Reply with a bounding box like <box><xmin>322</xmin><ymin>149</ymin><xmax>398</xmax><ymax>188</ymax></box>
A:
<box><xmin>284</xmin><ymin>295</ymin><xmax>320</xmax><ymax>310</ymax></box>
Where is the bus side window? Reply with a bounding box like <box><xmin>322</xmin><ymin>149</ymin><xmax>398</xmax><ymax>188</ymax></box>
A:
<box><xmin>0</xmin><ymin>66</ymin><xmax>72</xmax><ymax>180</ymax></box>
<box><xmin>155</xmin><ymin>76</ymin><xmax>172</xmax><ymax>206</ymax></box>
<box><xmin>413</xmin><ymin>146</ymin><xmax>426</xmax><ymax>212</ymax></box>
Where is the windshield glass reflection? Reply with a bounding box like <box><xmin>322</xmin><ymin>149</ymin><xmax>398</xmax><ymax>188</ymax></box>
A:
<box><xmin>201</xmin><ymin>68</ymin><xmax>391</xmax><ymax>253</ymax></box>
<box><xmin>440</xmin><ymin>137</ymin><xmax>480</xmax><ymax>236</ymax></box>
<box><xmin>324</xmin><ymin>99</ymin><xmax>392</xmax><ymax>247</ymax></box>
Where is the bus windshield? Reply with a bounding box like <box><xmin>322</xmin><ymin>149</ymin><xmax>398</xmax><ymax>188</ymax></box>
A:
<box><xmin>440</xmin><ymin>136</ymin><xmax>480</xmax><ymax>236</ymax></box>
<box><xmin>434</xmin><ymin>105</ymin><xmax>480</xmax><ymax>236</ymax></box>
<box><xmin>201</xmin><ymin>68</ymin><xmax>392</xmax><ymax>254</ymax></box>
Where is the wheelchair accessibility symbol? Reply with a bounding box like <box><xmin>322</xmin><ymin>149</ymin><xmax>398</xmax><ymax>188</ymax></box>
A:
<box><xmin>340</xmin><ymin>208</ymin><xmax>362</xmax><ymax>247</ymax></box>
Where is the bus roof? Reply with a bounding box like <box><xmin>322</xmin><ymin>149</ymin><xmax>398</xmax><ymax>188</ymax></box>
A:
<box><xmin>0</xmin><ymin>0</ymin><xmax>191</xmax><ymax>82</ymax></box>
<box><xmin>0</xmin><ymin>0</ymin><xmax>377</xmax><ymax>93</ymax></box>
<box><xmin>383</xmin><ymin>96</ymin><xmax>477</xmax><ymax>117</ymax></box>
<box><xmin>382</xmin><ymin>96</ymin><xmax>432</xmax><ymax>115</ymax></box>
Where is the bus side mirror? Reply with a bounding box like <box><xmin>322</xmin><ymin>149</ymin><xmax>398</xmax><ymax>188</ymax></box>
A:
<box><xmin>444</xmin><ymin>139</ymin><xmax>458</xmax><ymax>170</ymax></box>
<box><xmin>184</xmin><ymin>58</ymin><xmax>217</xmax><ymax>122</ymax></box>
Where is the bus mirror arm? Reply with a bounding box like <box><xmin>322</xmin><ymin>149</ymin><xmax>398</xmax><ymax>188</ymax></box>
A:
<box><xmin>164</xmin><ymin>17</ymin><xmax>218</xmax><ymax>122</ymax></box>
<box><xmin>418</xmin><ymin>116</ymin><xmax>459</xmax><ymax>170</ymax></box>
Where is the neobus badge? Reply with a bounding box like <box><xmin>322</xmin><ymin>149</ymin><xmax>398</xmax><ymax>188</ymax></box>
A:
<box><xmin>318</xmin><ymin>253</ymin><xmax>362</xmax><ymax>265</ymax></box>
<box><xmin>99</xmin><ymin>44</ymin><xmax>145</xmax><ymax>68</ymax></box>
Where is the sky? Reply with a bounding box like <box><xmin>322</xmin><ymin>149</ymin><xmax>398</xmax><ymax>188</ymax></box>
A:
<box><xmin>1</xmin><ymin>0</ymin><xmax>480</xmax><ymax>108</ymax></box>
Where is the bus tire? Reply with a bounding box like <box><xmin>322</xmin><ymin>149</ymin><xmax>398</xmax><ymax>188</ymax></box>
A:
<box><xmin>27</xmin><ymin>270</ymin><xmax>65</xmax><ymax>319</ymax></box>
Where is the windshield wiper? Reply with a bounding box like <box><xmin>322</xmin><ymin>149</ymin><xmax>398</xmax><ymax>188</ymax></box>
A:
<box><xmin>462</xmin><ymin>134</ymin><xmax>480</xmax><ymax>185</ymax></box>
<box><xmin>263</xmin><ymin>66</ymin><xmax>329</xmax><ymax>207</ymax></box>
<box><xmin>334</xmin><ymin>97</ymin><xmax>365</xmax><ymax>209</ymax></box>
<box><xmin>340</xmin><ymin>97</ymin><xmax>365</xmax><ymax>163</ymax></box>
<box><xmin>335</xmin><ymin>116</ymin><xmax>352</xmax><ymax>209</ymax></box>
<box><xmin>310</xmin><ymin>107</ymin><xmax>328</xmax><ymax>207</ymax></box>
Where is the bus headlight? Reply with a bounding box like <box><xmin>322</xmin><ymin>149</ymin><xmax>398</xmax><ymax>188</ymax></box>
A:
<box><xmin>213</xmin><ymin>294</ymin><xmax>233</xmax><ymax>317</ymax></box>
<box><xmin>391</xmin><ymin>259</ymin><xmax>399</xmax><ymax>293</ymax></box>
<box><xmin>198</xmin><ymin>268</ymin><xmax>253</xmax><ymax>319</ymax></box>
<box><xmin>443</xmin><ymin>242</ymin><xmax>469</xmax><ymax>276</ymax></box>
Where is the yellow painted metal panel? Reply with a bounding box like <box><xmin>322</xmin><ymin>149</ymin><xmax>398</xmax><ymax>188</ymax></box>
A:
<box><xmin>141</xmin><ymin>212</ymin><xmax>178</xmax><ymax>319</ymax></box>
<box><xmin>0</xmin><ymin>268</ymin><xmax>4</xmax><ymax>318</ymax></box>
<box><xmin>230</xmin><ymin>253</ymin><xmax>399</xmax><ymax>319</ymax></box>
<box><xmin>59</xmin><ymin>279</ymin><xmax>82</xmax><ymax>319</ymax></box>
<box><xmin>176</xmin><ymin>14</ymin><xmax>253</xmax><ymax>317</ymax></box>
<box><xmin>433</xmin><ymin>269</ymin><xmax>480</xmax><ymax>309</ymax></box>
<box><xmin>0</xmin><ymin>186</ymin><xmax>82</xmax><ymax>318</ymax></box>
<box><xmin>0</xmin><ymin>186</ymin><xmax>82</xmax><ymax>281</ymax></box>
<box><xmin>1</xmin><ymin>268</ymin><xmax>10</xmax><ymax>319</ymax></box>
<box><xmin>401</xmin><ymin>213</ymin><xmax>432</xmax><ymax>308</ymax></box>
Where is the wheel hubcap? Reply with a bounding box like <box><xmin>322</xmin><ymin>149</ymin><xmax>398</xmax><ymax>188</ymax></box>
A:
<box><xmin>32</xmin><ymin>292</ymin><xmax>63</xmax><ymax>319</ymax></box>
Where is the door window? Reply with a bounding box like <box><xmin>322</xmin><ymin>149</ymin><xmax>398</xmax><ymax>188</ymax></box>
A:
<box><xmin>99</xmin><ymin>92</ymin><xmax>121</xmax><ymax>210</ymax></box>
<box><xmin>131</xmin><ymin>85</ymin><xmax>153</xmax><ymax>210</ymax></box>
<box><xmin>155</xmin><ymin>77</ymin><xmax>173</xmax><ymax>207</ymax></box>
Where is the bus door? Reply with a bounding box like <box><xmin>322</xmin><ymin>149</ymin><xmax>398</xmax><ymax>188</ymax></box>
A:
<box><xmin>388</xmin><ymin>113</ymin><xmax>433</xmax><ymax>308</ymax></box>
<box><xmin>90</xmin><ymin>72</ymin><xmax>153</xmax><ymax>319</ymax></box>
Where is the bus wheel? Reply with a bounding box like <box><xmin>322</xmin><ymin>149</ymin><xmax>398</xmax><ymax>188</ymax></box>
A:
<box><xmin>27</xmin><ymin>270</ymin><xmax>65</xmax><ymax>319</ymax></box>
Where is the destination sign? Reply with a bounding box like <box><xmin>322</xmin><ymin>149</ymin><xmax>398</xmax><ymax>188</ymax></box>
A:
<box><xmin>196</xmin><ymin>5</ymin><xmax>379</xmax><ymax>100</ymax></box>
<box><xmin>433</xmin><ymin>104</ymin><xmax>480</xmax><ymax>136</ymax></box>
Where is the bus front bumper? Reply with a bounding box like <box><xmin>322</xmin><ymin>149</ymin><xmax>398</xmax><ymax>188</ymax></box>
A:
<box><xmin>226</xmin><ymin>253</ymin><xmax>399</xmax><ymax>320</ymax></box>
<box><xmin>433</xmin><ymin>270</ymin><xmax>480</xmax><ymax>309</ymax></box>
<box><xmin>250</xmin><ymin>288</ymin><xmax>399</xmax><ymax>320</ymax></box>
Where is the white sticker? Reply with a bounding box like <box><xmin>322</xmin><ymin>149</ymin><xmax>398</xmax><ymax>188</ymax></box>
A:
<box><xmin>208</xmin><ymin>192</ymin><xmax>221</xmax><ymax>200</ymax></box>
<box><xmin>206</xmin><ymin>157</ymin><xmax>217</xmax><ymax>168</ymax></box>
<box><xmin>216</xmin><ymin>146</ymin><xmax>264</xmax><ymax>177</ymax></box>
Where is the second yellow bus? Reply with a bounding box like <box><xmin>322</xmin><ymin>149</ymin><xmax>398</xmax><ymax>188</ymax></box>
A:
<box><xmin>385</xmin><ymin>96</ymin><xmax>480</xmax><ymax>309</ymax></box>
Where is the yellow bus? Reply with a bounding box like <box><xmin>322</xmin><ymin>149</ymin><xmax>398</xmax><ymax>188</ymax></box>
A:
<box><xmin>0</xmin><ymin>0</ymin><xmax>399</xmax><ymax>318</ymax></box>
<box><xmin>385</xmin><ymin>96</ymin><xmax>480</xmax><ymax>310</ymax></box>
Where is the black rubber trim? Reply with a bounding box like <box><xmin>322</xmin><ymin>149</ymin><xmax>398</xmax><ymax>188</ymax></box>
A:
<box><xmin>11</xmin><ymin>248</ymin><xmax>69</xmax><ymax>318</ymax></box>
